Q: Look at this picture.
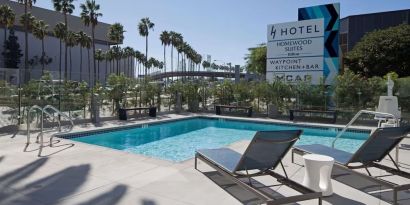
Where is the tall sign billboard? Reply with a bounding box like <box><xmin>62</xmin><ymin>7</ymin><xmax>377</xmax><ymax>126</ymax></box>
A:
<box><xmin>298</xmin><ymin>3</ymin><xmax>340</xmax><ymax>85</ymax></box>
<box><xmin>266</xmin><ymin>3</ymin><xmax>340</xmax><ymax>85</ymax></box>
<box><xmin>267</xmin><ymin>19</ymin><xmax>324</xmax><ymax>84</ymax></box>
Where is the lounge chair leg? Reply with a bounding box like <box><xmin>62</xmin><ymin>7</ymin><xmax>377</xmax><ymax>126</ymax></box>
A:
<box><xmin>245</xmin><ymin>169</ymin><xmax>252</xmax><ymax>186</ymax></box>
<box><xmin>291</xmin><ymin>150</ymin><xmax>294</xmax><ymax>164</ymax></box>
<box><xmin>280</xmin><ymin>161</ymin><xmax>289</xmax><ymax>179</ymax></box>
<box><xmin>393</xmin><ymin>189</ymin><xmax>398</xmax><ymax>205</ymax></box>
<box><xmin>318</xmin><ymin>197</ymin><xmax>322</xmax><ymax>205</ymax></box>
<box><xmin>388</xmin><ymin>154</ymin><xmax>401</xmax><ymax>171</ymax></box>
<box><xmin>194</xmin><ymin>155</ymin><xmax>198</xmax><ymax>170</ymax></box>
<box><xmin>364</xmin><ymin>167</ymin><xmax>372</xmax><ymax>176</ymax></box>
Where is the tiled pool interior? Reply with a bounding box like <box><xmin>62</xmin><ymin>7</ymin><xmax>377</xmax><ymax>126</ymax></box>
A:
<box><xmin>67</xmin><ymin>118</ymin><xmax>370</xmax><ymax>162</ymax></box>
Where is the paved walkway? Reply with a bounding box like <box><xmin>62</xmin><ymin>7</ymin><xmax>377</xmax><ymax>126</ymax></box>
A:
<box><xmin>1</xmin><ymin>114</ymin><xmax>410</xmax><ymax>205</ymax></box>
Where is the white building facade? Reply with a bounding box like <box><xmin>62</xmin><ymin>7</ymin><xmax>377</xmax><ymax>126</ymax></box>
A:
<box><xmin>0</xmin><ymin>0</ymin><xmax>132</xmax><ymax>85</ymax></box>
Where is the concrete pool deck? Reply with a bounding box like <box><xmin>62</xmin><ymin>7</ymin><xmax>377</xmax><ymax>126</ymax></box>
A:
<box><xmin>1</xmin><ymin>113</ymin><xmax>410</xmax><ymax>205</ymax></box>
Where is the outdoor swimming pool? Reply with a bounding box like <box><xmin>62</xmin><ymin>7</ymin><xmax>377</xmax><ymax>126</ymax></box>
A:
<box><xmin>70</xmin><ymin>118</ymin><xmax>370</xmax><ymax>162</ymax></box>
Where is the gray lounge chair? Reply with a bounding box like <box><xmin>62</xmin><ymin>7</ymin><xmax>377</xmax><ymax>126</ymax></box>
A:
<box><xmin>292</xmin><ymin>126</ymin><xmax>410</xmax><ymax>205</ymax></box>
<box><xmin>195</xmin><ymin>130</ymin><xmax>322</xmax><ymax>205</ymax></box>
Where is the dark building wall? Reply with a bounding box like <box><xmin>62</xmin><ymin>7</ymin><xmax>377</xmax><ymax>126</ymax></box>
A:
<box><xmin>341</xmin><ymin>9</ymin><xmax>410</xmax><ymax>53</ymax></box>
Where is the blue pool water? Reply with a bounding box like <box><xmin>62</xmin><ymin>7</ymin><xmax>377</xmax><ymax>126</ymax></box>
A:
<box><xmin>72</xmin><ymin>118</ymin><xmax>369</xmax><ymax>162</ymax></box>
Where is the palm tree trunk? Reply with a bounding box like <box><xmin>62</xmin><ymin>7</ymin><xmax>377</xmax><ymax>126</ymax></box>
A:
<box><xmin>97</xmin><ymin>59</ymin><xmax>100</xmax><ymax>82</ymax></box>
<box><xmin>127</xmin><ymin>57</ymin><xmax>130</xmax><ymax>76</ymax></box>
<box><xmin>163</xmin><ymin>45</ymin><xmax>166</xmax><ymax>74</ymax></box>
<box><xmin>177</xmin><ymin>52</ymin><xmax>180</xmax><ymax>81</ymax></box>
<box><xmin>91</xmin><ymin>25</ymin><xmax>98</xmax><ymax>123</ymax></box>
<box><xmin>109</xmin><ymin>60</ymin><xmax>112</xmax><ymax>75</ymax></box>
<box><xmin>64</xmin><ymin>14</ymin><xmax>68</xmax><ymax>82</ymax></box>
<box><xmin>69</xmin><ymin>47</ymin><xmax>72</xmax><ymax>80</ymax></box>
<box><xmin>23</xmin><ymin>3</ymin><xmax>28</xmax><ymax>82</ymax></box>
<box><xmin>105</xmin><ymin>57</ymin><xmax>108</xmax><ymax>82</ymax></box>
<box><xmin>145</xmin><ymin>35</ymin><xmax>148</xmax><ymax>76</ymax></box>
<box><xmin>58</xmin><ymin>39</ymin><xmax>62</xmax><ymax>111</ymax></box>
<box><xmin>41</xmin><ymin>39</ymin><xmax>45</xmax><ymax>75</ymax></box>
<box><xmin>171</xmin><ymin>45</ymin><xmax>174</xmax><ymax>73</ymax></box>
<box><xmin>88</xmin><ymin>49</ymin><xmax>91</xmax><ymax>84</ymax></box>
<box><xmin>97</xmin><ymin>60</ymin><xmax>100</xmax><ymax>79</ymax></box>
<box><xmin>80</xmin><ymin>47</ymin><xmax>83</xmax><ymax>81</ymax></box>
<box><xmin>3</xmin><ymin>28</ymin><xmax>7</xmax><ymax>61</ymax></box>
<box><xmin>177</xmin><ymin>53</ymin><xmax>179</xmax><ymax>71</ymax></box>
<box><xmin>3</xmin><ymin>26</ymin><xmax>6</xmax><ymax>42</ymax></box>
<box><xmin>131</xmin><ymin>57</ymin><xmax>134</xmax><ymax>77</ymax></box>
<box><xmin>117</xmin><ymin>58</ymin><xmax>119</xmax><ymax>75</ymax></box>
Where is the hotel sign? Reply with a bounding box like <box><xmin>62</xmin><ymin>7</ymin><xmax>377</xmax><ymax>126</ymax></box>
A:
<box><xmin>267</xmin><ymin>19</ymin><xmax>324</xmax><ymax>84</ymax></box>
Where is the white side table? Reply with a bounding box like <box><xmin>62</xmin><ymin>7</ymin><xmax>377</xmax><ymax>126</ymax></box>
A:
<box><xmin>302</xmin><ymin>154</ymin><xmax>334</xmax><ymax>196</ymax></box>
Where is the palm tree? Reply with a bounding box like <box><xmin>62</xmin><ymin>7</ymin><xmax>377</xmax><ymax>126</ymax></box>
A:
<box><xmin>65</xmin><ymin>30</ymin><xmax>77</xmax><ymax>80</ymax></box>
<box><xmin>134</xmin><ymin>51</ymin><xmax>144</xmax><ymax>107</ymax></box>
<box><xmin>146</xmin><ymin>57</ymin><xmax>154</xmax><ymax>74</ymax></box>
<box><xmin>181</xmin><ymin>42</ymin><xmax>190</xmax><ymax>73</ymax></box>
<box><xmin>160</xmin><ymin>31</ymin><xmax>171</xmax><ymax>74</ymax></box>
<box><xmin>77</xmin><ymin>31</ymin><xmax>88</xmax><ymax>81</ymax></box>
<box><xmin>134</xmin><ymin>50</ymin><xmax>142</xmax><ymax>78</ymax></box>
<box><xmin>194</xmin><ymin>53</ymin><xmax>202</xmax><ymax>72</ymax></box>
<box><xmin>53</xmin><ymin>22</ymin><xmax>66</xmax><ymax>81</ymax></box>
<box><xmin>84</xmin><ymin>35</ymin><xmax>92</xmax><ymax>83</ymax></box>
<box><xmin>169</xmin><ymin>31</ymin><xmax>176</xmax><ymax>73</ymax></box>
<box><xmin>123</xmin><ymin>47</ymin><xmax>134</xmax><ymax>77</ymax></box>
<box><xmin>202</xmin><ymin>60</ymin><xmax>210</xmax><ymax>71</ymax></box>
<box><xmin>138</xmin><ymin>17</ymin><xmax>154</xmax><ymax>77</ymax></box>
<box><xmin>53</xmin><ymin>22</ymin><xmax>66</xmax><ymax>113</ymax></box>
<box><xmin>32</xmin><ymin>19</ymin><xmax>48</xmax><ymax>74</ymax></box>
<box><xmin>106</xmin><ymin>48</ymin><xmax>114</xmax><ymax>75</ymax></box>
<box><xmin>0</xmin><ymin>5</ymin><xmax>15</xmax><ymax>54</ymax></box>
<box><xmin>19</xmin><ymin>13</ymin><xmax>35</xmax><ymax>79</ymax></box>
<box><xmin>111</xmin><ymin>46</ymin><xmax>121</xmax><ymax>74</ymax></box>
<box><xmin>95</xmin><ymin>49</ymin><xmax>104</xmax><ymax>82</ymax></box>
<box><xmin>172</xmin><ymin>33</ymin><xmax>183</xmax><ymax>72</ymax></box>
<box><xmin>53</xmin><ymin>0</ymin><xmax>75</xmax><ymax>84</ymax></box>
<box><xmin>19</xmin><ymin>13</ymin><xmax>36</xmax><ymax>30</ymax></box>
<box><xmin>81</xmin><ymin>0</ymin><xmax>102</xmax><ymax>86</ymax></box>
<box><xmin>17</xmin><ymin>0</ymin><xmax>36</xmax><ymax>78</ymax></box>
<box><xmin>16</xmin><ymin>0</ymin><xmax>35</xmax><ymax>124</ymax></box>
<box><xmin>101</xmin><ymin>50</ymin><xmax>109</xmax><ymax>82</ymax></box>
<box><xmin>107</xmin><ymin>23</ymin><xmax>125</xmax><ymax>74</ymax></box>
<box><xmin>138</xmin><ymin>53</ymin><xmax>146</xmax><ymax>77</ymax></box>
<box><xmin>80</xmin><ymin>0</ymin><xmax>102</xmax><ymax>123</ymax></box>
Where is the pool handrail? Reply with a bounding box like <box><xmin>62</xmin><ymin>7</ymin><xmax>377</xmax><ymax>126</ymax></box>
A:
<box><xmin>26</xmin><ymin>105</ymin><xmax>74</xmax><ymax>156</ymax></box>
<box><xmin>27</xmin><ymin>105</ymin><xmax>44</xmax><ymax>144</ymax></box>
<box><xmin>331</xmin><ymin>110</ymin><xmax>398</xmax><ymax>148</ymax></box>
<box><xmin>43</xmin><ymin>105</ymin><xmax>74</xmax><ymax>149</ymax></box>
<box><xmin>43</xmin><ymin>105</ymin><xmax>74</xmax><ymax>131</ymax></box>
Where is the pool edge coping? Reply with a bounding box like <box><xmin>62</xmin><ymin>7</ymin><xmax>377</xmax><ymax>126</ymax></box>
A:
<box><xmin>56</xmin><ymin>115</ymin><xmax>372</xmax><ymax>140</ymax></box>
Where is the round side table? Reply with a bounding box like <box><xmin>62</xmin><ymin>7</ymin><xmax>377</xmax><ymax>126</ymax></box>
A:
<box><xmin>302</xmin><ymin>154</ymin><xmax>335</xmax><ymax>196</ymax></box>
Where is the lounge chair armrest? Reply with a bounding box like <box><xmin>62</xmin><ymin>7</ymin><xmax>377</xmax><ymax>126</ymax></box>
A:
<box><xmin>255</xmin><ymin>137</ymin><xmax>299</xmax><ymax>144</ymax></box>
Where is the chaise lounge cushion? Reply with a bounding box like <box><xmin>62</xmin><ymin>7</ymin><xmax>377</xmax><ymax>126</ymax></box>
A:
<box><xmin>294</xmin><ymin>144</ymin><xmax>353</xmax><ymax>165</ymax></box>
<box><xmin>197</xmin><ymin>148</ymin><xmax>241</xmax><ymax>173</ymax></box>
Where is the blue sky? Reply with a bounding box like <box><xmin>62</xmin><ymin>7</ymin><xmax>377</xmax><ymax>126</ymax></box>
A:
<box><xmin>35</xmin><ymin>0</ymin><xmax>410</xmax><ymax>67</ymax></box>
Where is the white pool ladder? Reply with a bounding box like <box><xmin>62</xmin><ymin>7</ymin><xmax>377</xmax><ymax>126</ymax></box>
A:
<box><xmin>26</xmin><ymin>105</ymin><xmax>74</xmax><ymax>156</ymax></box>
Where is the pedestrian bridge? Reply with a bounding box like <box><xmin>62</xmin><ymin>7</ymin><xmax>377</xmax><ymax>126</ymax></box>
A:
<box><xmin>148</xmin><ymin>71</ymin><xmax>245</xmax><ymax>80</ymax></box>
